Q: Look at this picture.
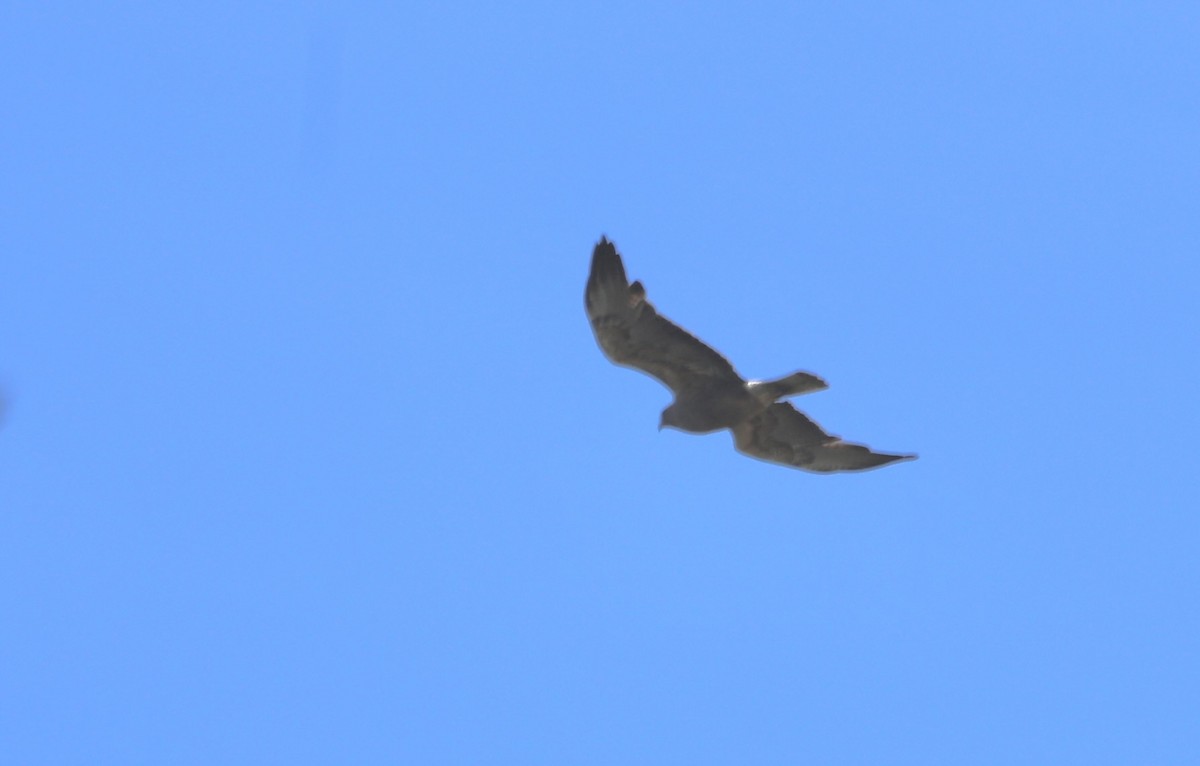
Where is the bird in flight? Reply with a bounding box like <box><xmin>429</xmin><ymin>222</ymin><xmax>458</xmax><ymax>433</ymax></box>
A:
<box><xmin>585</xmin><ymin>236</ymin><xmax>915</xmax><ymax>473</ymax></box>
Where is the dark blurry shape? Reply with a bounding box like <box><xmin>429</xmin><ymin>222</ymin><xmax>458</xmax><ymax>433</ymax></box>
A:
<box><xmin>585</xmin><ymin>237</ymin><xmax>915</xmax><ymax>473</ymax></box>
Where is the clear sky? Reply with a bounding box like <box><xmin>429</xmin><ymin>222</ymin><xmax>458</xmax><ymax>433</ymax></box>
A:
<box><xmin>3</xmin><ymin>2</ymin><xmax>1198</xmax><ymax>763</ymax></box>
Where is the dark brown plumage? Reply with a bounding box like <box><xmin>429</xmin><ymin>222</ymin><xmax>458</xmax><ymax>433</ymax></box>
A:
<box><xmin>585</xmin><ymin>236</ymin><xmax>915</xmax><ymax>473</ymax></box>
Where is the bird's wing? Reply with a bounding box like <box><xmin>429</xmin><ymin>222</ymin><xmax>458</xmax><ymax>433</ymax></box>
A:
<box><xmin>585</xmin><ymin>237</ymin><xmax>741</xmax><ymax>395</ymax></box>
<box><xmin>733</xmin><ymin>402</ymin><xmax>916</xmax><ymax>473</ymax></box>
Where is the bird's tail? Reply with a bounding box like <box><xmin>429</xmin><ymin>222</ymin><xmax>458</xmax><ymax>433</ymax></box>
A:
<box><xmin>747</xmin><ymin>371</ymin><xmax>828</xmax><ymax>405</ymax></box>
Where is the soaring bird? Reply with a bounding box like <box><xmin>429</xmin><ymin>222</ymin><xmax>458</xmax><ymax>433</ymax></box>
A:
<box><xmin>585</xmin><ymin>236</ymin><xmax>915</xmax><ymax>473</ymax></box>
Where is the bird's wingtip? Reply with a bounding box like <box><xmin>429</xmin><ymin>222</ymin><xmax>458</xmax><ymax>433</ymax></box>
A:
<box><xmin>590</xmin><ymin>237</ymin><xmax>624</xmax><ymax>273</ymax></box>
<box><xmin>594</xmin><ymin>235</ymin><xmax>617</xmax><ymax>255</ymax></box>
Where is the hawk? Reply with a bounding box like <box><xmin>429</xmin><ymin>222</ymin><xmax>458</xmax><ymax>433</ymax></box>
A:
<box><xmin>585</xmin><ymin>236</ymin><xmax>915</xmax><ymax>473</ymax></box>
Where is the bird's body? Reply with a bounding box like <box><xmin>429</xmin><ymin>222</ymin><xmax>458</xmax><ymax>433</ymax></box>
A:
<box><xmin>584</xmin><ymin>236</ymin><xmax>915</xmax><ymax>473</ymax></box>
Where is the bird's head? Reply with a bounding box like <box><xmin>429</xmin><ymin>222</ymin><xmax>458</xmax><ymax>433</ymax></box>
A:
<box><xmin>658</xmin><ymin>406</ymin><xmax>679</xmax><ymax>432</ymax></box>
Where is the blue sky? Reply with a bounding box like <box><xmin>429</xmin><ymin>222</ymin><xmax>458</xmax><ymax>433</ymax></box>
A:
<box><xmin>3</xmin><ymin>2</ymin><xmax>1198</xmax><ymax>763</ymax></box>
